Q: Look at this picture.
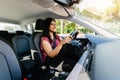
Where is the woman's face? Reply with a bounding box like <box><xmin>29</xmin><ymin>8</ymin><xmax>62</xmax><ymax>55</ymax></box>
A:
<box><xmin>49</xmin><ymin>20</ymin><xmax>57</xmax><ymax>32</ymax></box>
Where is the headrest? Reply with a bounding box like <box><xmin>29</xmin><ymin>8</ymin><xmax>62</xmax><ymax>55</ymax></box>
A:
<box><xmin>16</xmin><ymin>31</ymin><xmax>24</xmax><ymax>34</ymax></box>
<box><xmin>35</xmin><ymin>19</ymin><xmax>44</xmax><ymax>30</ymax></box>
<box><xmin>0</xmin><ymin>31</ymin><xmax>8</xmax><ymax>34</ymax></box>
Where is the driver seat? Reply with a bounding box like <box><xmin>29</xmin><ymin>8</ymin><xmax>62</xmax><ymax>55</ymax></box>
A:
<box><xmin>31</xmin><ymin>19</ymin><xmax>44</xmax><ymax>66</ymax></box>
<box><xmin>32</xmin><ymin>19</ymin><xmax>66</xmax><ymax>71</ymax></box>
<box><xmin>31</xmin><ymin>19</ymin><xmax>75</xmax><ymax>79</ymax></box>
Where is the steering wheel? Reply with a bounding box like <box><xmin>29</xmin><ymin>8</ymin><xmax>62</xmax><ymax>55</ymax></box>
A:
<box><xmin>61</xmin><ymin>30</ymin><xmax>84</xmax><ymax>60</ymax></box>
<box><xmin>69</xmin><ymin>30</ymin><xmax>84</xmax><ymax>52</ymax></box>
<box><xmin>70</xmin><ymin>30</ymin><xmax>79</xmax><ymax>39</ymax></box>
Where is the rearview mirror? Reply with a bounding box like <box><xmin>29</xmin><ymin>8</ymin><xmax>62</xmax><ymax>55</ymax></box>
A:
<box><xmin>54</xmin><ymin>0</ymin><xmax>80</xmax><ymax>7</ymax></box>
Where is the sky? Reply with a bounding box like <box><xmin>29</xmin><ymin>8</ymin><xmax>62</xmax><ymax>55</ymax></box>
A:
<box><xmin>79</xmin><ymin>0</ymin><xmax>114</xmax><ymax>14</ymax></box>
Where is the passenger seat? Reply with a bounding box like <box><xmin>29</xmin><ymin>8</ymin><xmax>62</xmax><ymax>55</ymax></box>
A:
<box><xmin>12</xmin><ymin>31</ymin><xmax>36</xmax><ymax>74</ymax></box>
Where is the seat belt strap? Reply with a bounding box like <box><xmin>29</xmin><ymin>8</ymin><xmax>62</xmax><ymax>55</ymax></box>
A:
<box><xmin>52</xmin><ymin>38</ymin><xmax>56</xmax><ymax>49</ymax></box>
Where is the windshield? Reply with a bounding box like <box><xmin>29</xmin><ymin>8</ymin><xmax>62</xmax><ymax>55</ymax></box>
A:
<box><xmin>74</xmin><ymin>0</ymin><xmax>120</xmax><ymax>37</ymax></box>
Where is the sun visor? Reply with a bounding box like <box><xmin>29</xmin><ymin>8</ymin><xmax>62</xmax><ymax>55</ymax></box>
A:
<box><xmin>30</xmin><ymin>0</ymin><xmax>70</xmax><ymax>17</ymax></box>
<box><xmin>48</xmin><ymin>5</ymin><xmax>70</xmax><ymax>16</ymax></box>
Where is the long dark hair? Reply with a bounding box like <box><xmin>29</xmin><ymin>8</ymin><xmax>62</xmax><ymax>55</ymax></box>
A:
<box><xmin>42</xmin><ymin>17</ymin><xmax>57</xmax><ymax>42</ymax></box>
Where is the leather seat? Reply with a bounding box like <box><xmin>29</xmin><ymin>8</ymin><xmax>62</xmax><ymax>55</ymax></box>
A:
<box><xmin>12</xmin><ymin>35</ymin><xmax>31</xmax><ymax>58</ymax></box>
<box><xmin>12</xmin><ymin>33</ymin><xmax>36</xmax><ymax>74</ymax></box>
<box><xmin>30</xmin><ymin>19</ymin><xmax>44</xmax><ymax>66</ymax></box>
<box><xmin>0</xmin><ymin>37</ymin><xmax>22</xmax><ymax>80</ymax></box>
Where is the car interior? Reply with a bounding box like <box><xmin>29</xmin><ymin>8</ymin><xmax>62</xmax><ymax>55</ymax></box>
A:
<box><xmin>0</xmin><ymin>0</ymin><xmax>84</xmax><ymax>79</ymax></box>
<box><xmin>0</xmin><ymin>37</ymin><xmax>22</xmax><ymax>80</ymax></box>
<box><xmin>0</xmin><ymin>0</ymin><xmax>120</xmax><ymax>80</ymax></box>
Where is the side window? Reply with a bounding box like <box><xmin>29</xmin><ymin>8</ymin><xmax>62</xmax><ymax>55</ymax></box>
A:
<box><xmin>56</xmin><ymin>19</ymin><xmax>94</xmax><ymax>37</ymax></box>
<box><xmin>0</xmin><ymin>22</ymin><xmax>32</xmax><ymax>34</ymax></box>
<box><xmin>23</xmin><ymin>24</ymin><xmax>32</xmax><ymax>34</ymax></box>
<box><xmin>0</xmin><ymin>22</ymin><xmax>20</xmax><ymax>32</ymax></box>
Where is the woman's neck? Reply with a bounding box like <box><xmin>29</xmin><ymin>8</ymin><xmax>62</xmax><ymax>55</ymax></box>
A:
<box><xmin>49</xmin><ymin>32</ymin><xmax>54</xmax><ymax>40</ymax></box>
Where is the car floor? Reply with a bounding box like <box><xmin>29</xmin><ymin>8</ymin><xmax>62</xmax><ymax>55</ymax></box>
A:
<box><xmin>31</xmin><ymin>66</ymin><xmax>69</xmax><ymax>80</ymax></box>
<box><xmin>31</xmin><ymin>67</ymin><xmax>51</xmax><ymax>80</ymax></box>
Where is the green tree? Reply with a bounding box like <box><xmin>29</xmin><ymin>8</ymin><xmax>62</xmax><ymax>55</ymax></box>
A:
<box><xmin>79</xmin><ymin>27</ymin><xmax>93</xmax><ymax>34</ymax></box>
<box><xmin>63</xmin><ymin>22</ymin><xmax>76</xmax><ymax>34</ymax></box>
<box><xmin>56</xmin><ymin>19</ymin><xmax>61</xmax><ymax>34</ymax></box>
<box><xmin>56</xmin><ymin>19</ymin><xmax>93</xmax><ymax>34</ymax></box>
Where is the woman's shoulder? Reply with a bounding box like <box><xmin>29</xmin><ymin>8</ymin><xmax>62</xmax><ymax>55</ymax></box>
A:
<box><xmin>41</xmin><ymin>36</ymin><xmax>49</xmax><ymax>41</ymax></box>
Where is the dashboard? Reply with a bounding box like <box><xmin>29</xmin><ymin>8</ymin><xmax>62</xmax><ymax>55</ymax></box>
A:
<box><xmin>66</xmin><ymin>33</ymin><xmax>120</xmax><ymax>80</ymax></box>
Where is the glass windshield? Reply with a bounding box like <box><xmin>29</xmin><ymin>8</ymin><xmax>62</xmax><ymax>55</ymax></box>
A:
<box><xmin>74</xmin><ymin>0</ymin><xmax>120</xmax><ymax>37</ymax></box>
<box><xmin>55</xmin><ymin>19</ymin><xmax>94</xmax><ymax>38</ymax></box>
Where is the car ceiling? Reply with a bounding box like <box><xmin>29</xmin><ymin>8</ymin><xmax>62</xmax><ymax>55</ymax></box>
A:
<box><xmin>0</xmin><ymin>0</ymin><xmax>71</xmax><ymax>25</ymax></box>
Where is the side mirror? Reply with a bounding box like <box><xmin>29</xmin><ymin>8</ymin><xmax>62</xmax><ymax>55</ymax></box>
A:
<box><xmin>54</xmin><ymin>0</ymin><xmax>80</xmax><ymax>7</ymax></box>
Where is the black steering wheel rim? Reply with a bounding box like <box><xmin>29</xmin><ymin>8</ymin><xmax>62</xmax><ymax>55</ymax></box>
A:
<box><xmin>70</xmin><ymin>30</ymin><xmax>79</xmax><ymax>39</ymax></box>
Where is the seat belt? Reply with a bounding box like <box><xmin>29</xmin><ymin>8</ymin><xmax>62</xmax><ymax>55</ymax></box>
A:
<box><xmin>52</xmin><ymin>38</ymin><xmax>56</xmax><ymax>49</ymax></box>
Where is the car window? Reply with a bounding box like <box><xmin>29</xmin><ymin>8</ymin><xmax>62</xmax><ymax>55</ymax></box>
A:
<box><xmin>0</xmin><ymin>22</ymin><xmax>20</xmax><ymax>32</ymax></box>
<box><xmin>0</xmin><ymin>22</ymin><xmax>32</xmax><ymax>33</ymax></box>
<box><xmin>56</xmin><ymin>19</ymin><xmax>94</xmax><ymax>38</ymax></box>
<box><xmin>32</xmin><ymin>19</ymin><xmax>94</xmax><ymax>37</ymax></box>
<box><xmin>73</xmin><ymin>0</ymin><xmax>120</xmax><ymax>37</ymax></box>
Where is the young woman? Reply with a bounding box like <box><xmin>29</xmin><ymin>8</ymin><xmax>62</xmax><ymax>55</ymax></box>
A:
<box><xmin>40</xmin><ymin>17</ymin><xmax>76</xmax><ymax>71</ymax></box>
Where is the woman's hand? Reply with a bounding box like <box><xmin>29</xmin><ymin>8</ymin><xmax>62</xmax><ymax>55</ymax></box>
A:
<box><xmin>60</xmin><ymin>35</ymin><xmax>73</xmax><ymax>45</ymax></box>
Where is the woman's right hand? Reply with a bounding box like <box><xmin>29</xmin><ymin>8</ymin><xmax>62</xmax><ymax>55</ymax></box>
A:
<box><xmin>60</xmin><ymin>35</ymin><xmax>73</xmax><ymax>45</ymax></box>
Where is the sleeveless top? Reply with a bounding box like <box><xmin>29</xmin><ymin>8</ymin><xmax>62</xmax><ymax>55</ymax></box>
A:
<box><xmin>40</xmin><ymin>35</ymin><xmax>61</xmax><ymax>62</ymax></box>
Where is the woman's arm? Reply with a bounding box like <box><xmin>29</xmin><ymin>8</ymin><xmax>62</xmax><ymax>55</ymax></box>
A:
<box><xmin>41</xmin><ymin>35</ymin><xmax>72</xmax><ymax>58</ymax></box>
